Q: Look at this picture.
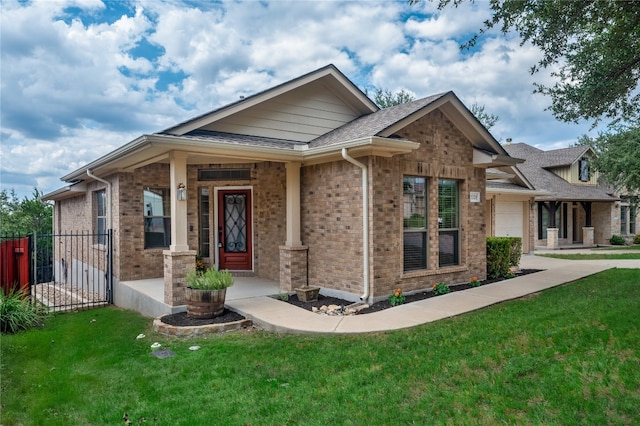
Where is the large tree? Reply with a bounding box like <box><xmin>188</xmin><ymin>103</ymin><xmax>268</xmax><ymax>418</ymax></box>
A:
<box><xmin>0</xmin><ymin>189</ymin><xmax>52</xmax><ymax>236</ymax></box>
<box><xmin>427</xmin><ymin>0</ymin><xmax>640</xmax><ymax>125</ymax></box>
<box><xmin>368</xmin><ymin>87</ymin><xmax>415</xmax><ymax>108</ymax></box>
<box><xmin>579</xmin><ymin>126</ymin><xmax>640</xmax><ymax>195</ymax></box>
<box><xmin>470</xmin><ymin>103</ymin><xmax>499</xmax><ymax>130</ymax></box>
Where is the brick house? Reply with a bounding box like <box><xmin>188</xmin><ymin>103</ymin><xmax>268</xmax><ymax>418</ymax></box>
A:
<box><xmin>502</xmin><ymin>143</ymin><xmax>625</xmax><ymax>248</ymax></box>
<box><xmin>44</xmin><ymin>64</ymin><xmax>521</xmax><ymax>316</ymax></box>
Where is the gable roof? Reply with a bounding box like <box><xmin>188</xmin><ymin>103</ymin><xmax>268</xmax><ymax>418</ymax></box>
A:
<box><xmin>49</xmin><ymin>64</ymin><xmax>520</xmax><ymax>193</ymax></box>
<box><xmin>162</xmin><ymin>64</ymin><xmax>378</xmax><ymax>141</ymax></box>
<box><xmin>503</xmin><ymin>143</ymin><xmax>617</xmax><ymax>202</ymax></box>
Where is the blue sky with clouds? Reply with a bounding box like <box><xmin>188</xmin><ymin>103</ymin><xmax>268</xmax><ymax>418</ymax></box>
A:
<box><xmin>1</xmin><ymin>0</ymin><xmax>600</xmax><ymax>199</ymax></box>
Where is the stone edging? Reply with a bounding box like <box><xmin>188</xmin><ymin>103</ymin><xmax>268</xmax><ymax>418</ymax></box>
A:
<box><xmin>153</xmin><ymin>317</ymin><xmax>253</xmax><ymax>337</ymax></box>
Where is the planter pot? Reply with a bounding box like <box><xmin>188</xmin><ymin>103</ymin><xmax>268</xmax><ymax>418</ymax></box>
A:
<box><xmin>295</xmin><ymin>286</ymin><xmax>320</xmax><ymax>302</ymax></box>
<box><xmin>185</xmin><ymin>287</ymin><xmax>227</xmax><ymax>319</ymax></box>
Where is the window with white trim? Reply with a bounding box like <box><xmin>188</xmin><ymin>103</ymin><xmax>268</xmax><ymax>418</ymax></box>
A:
<box><xmin>144</xmin><ymin>188</ymin><xmax>171</xmax><ymax>248</ymax></box>
<box><xmin>403</xmin><ymin>176</ymin><xmax>428</xmax><ymax>272</ymax></box>
<box><xmin>438</xmin><ymin>179</ymin><xmax>459</xmax><ymax>267</ymax></box>
<box><xmin>95</xmin><ymin>190</ymin><xmax>106</xmax><ymax>245</ymax></box>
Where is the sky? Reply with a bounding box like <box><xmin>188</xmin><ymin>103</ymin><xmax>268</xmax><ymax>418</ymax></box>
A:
<box><xmin>1</xmin><ymin>0</ymin><xmax>602</xmax><ymax>199</ymax></box>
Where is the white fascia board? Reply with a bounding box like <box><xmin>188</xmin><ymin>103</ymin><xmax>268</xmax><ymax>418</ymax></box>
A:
<box><xmin>304</xmin><ymin>137</ymin><xmax>419</xmax><ymax>160</ymax></box>
<box><xmin>61</xmin><ymin>135</ymin><xmax>152</xmax><ymax>181</ymax></box>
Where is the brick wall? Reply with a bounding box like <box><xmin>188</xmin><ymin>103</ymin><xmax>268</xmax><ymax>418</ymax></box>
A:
<box><xmin>300</xmin><ymin>110</ymin><xmax>488</xmax><ymax>300</ymax></box>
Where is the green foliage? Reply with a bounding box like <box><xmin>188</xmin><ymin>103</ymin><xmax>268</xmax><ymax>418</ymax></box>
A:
<box><xmin>368</xmin><ymin>87</ymin><xmax>415</xmax><ymax>108</ymax></box>
<box><xmin>431</xmin><ymin>0</ymin><xmax>640</xmax><ymax>125</ymax></box>
<box><xmin>486</xmin><ymin>237</ymin><xmax>511</xmax><ymax>279</ymax></box>
<box><xmin>0</xmin><ymin>289</ymin><xmax>46</xmax><ymax>334</ymax></box>
<box><xmin>186</xmin><ymin>266</ymin><xmax>234</xmax><ymax>290</ymax></box>
<box><xmin>578</xmin><ymin>126</ymin><xmax>640</xmax><ymax>194</ymax></box>
<box><xmin>470</xmin><ymin>103</ymin><xmax>499</xmax><ymax>130</ymax></box>
<box><xmin>388</xmin><ymin>287</ymin><xmax>406</xmax><ymax>306</ymax></box>
<box><xmin>470</xmin><ymin>276</ymin><xmax>480</xmax><ymax>287</ymax></box>
<box><xmin>403</xmin><ymin>213</ymin><xmax>425</xmax><ymax>228</ymax></box>
<box><xmin>610</xmin><ymin>235</ymin><xmax>626</xmax><ymax>246</ymax></box>
<box><xmin>0</xmin><ymin>188</ymin><xmax>53</xmax><ymax>235</ymax></box>
<box><xmin>507</xmin><ymin>237</ymin><xmax>522</xmax><ymax>267</ymax></box>
<box><xmin>634</xmin><ymin>234</ymin><xmax>640</xmax><ymax>245</ymax></box>
<box><xmin>431</xmin><ymin>282</ymin><xmax>451</xmax><ymax>296</ymax></box>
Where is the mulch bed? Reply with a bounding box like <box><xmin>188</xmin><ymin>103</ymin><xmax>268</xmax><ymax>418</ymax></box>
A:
<box><xmin>283</xmin><ymin>269</ymin><xmax>543</xmax><ymax>314</ymax></box>
<box><xmin>159</xmin><ymin>269</ymin><xmax>543</xmax><ymax>326</ymax></box>
<box><xmin>160</xmin><ymin>309</ymin><xmax>245</xmax><ymax>327</ymax></box>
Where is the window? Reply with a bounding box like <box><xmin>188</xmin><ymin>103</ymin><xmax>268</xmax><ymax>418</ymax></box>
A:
<box><xmin>403</xmin><ymin>176</ymin><xmax>428</xmax><ymax>272</ymax></box>
<box><xmin>438</xmin><ymin>179</ymin><xmax>459</xmax><ymax>267</ymax></box>
<box><xmin>631</xmin><ymin>205</ymin><xmax>636</xmax><ymax>235</ymax></box>
<box><xmin>199</xmin><ymin>187</ymin><xmax>210</xmax><ymax>257</ymax></box>
<box><xmin>578</xmin><ymin>158</ymin><xmax>590</xmax><ymax>182</ymax></box>
<box><xmin>95</xmin><ymin>190</ymin><xmax>106</xmax><ymax>245</ymax></box>
<box><xmin>621</xmin><ymin>205</ymin><xmax>628</xmax><ymax>235</ymax></box>
<box><xmin>144</xmin><ymin>188</ymin><xmax>171</xmax><ymax>248</ymax></box>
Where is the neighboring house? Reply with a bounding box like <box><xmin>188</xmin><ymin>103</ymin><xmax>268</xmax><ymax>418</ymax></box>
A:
<box><xmin>484</xmin><ymin>165</ymin><xmax>547</xmax><ymax>254</ymax></box>
<box><xmin>44</xmin><ymin>64</ymin><xmax>521</xmax><ymax>316</ymax></box>
<box><xmin>502</xmin><ymin>143</ymin><xmax>621</xmax><ymax>248</ymax></box>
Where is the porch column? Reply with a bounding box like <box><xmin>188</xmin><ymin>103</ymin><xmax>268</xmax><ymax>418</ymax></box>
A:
<box><xmin>583</xmin><ymin>227</ymin><xmax>594</xmax><ymax>246</ymax></box>
<box><xmin>281</xmin><ymin>162</ymin><xmax>308</xmax><ymax>291</ymax></box>
<box><xmin>163</xmin><ymin>249</ymin><xmax>196</xmax><ymax>306</ymax></box>
<box><xmin>285</xmin><ymin>162</ymin><xmax>303</xmax><ymax>247</ymax></box>
<box><xmin>547</xmin><ymin>228</ymin><xmax>559</xmax><ymax>249</ymax></box>
<box><xmin>165</xmin><ymin>151</ymin><xmax>193</xmax><ymax>306</ymax></box>
<box><xmin>169</xmin><ymin>151</ymin><xmax>189</xmax><ymax>252</ymax></box>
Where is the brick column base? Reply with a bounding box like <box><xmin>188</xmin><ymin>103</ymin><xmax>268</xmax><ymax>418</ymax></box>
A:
<box><xmin>582</xmin><ymin>227</ymin><xmax>594</xmax><ymax>246</ymax></box>
<box><xmin>163</xmin><ymin>249</ymin><xmax>197</xmax><ymax>306</ymax></box>
<box><xmin>279</xmin><ymin>245</ymin><xmax>308</xmax><ymax>291</ymax></box>
<box><xmin>547</xmin><ymin>228</ymin><xmax>559</xmax><ymax>249</ymax></box>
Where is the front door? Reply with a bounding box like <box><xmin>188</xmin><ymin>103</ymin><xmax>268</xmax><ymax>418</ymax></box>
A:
<box><xmin>217</xmin><ymin>189</ymin><xmax>252</xmax><ymax>270</ymax></box>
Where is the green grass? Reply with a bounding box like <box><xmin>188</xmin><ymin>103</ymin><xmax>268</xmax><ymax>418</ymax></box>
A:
<box><xmin>538</xmin><ymin>252</ymin><xmax>640</xmax><ymax>260</ymax></box>
<box><xmin>594</xmin><ymin>245</ymin><xmax>640</xmax><ymax>251</ymax></box>
<box><xmin>2</xmin><ymin>269</ymin><xmax>640</xmax><ymax>425</ymax></box>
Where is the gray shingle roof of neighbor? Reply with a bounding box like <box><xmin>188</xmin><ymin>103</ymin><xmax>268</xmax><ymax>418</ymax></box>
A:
<box><xmin>503</xmin><ymin>143</ymin><xmax>618</xmax><ymax>202</ymax></box>
<box><xmin>308</xmin><ymin>93</ymin><xmax>448</xmax><ymax>148</ymax></box>
<box><xmin>486</xmin><ymin>181</ymin><xmax>534</xmax><ymax>192</ymax></box>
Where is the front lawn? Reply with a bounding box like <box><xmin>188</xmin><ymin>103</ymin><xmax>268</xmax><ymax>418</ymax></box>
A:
<box><xmin>2</xmin><ymin>269</ymin><xmax>639</xmax><ymax>425</ymax></box>
<box><xmin>538</xmin><ymin>252</ymin><xmax>640</xmax><ymax>260</ymax></box>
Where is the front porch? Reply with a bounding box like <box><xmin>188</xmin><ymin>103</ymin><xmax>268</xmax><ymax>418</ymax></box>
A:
<box><xmin>115</xmin><ymin>276</ymin><xmax>281</xmax><ymax>318</ymax></box>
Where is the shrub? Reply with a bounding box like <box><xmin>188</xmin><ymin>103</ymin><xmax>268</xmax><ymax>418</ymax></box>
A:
<box><xmin>633</xmin><ymin>234</ymin><xmax>640</xmax><ymax>245</ymax></box>
<box><xmin>610</xmin><ymin>235</ymin><xmax>625</xmax><ymax>245</ymax></box>
<box><xmin>432</xmin><ymin>282</ymin><xmax>451</xmax><ymax>296</ymax></box>
<box><xmin>470</xmin><ymin>276</ymin><xmax>480</xmax><ymax>287</ymax></box>
<box><xmin>507</xmin><ymin>237</ymin><xmax>522</xmax><ymax>267</ymax></box>
<box><xmin>486</xmin><ymin>237</ymin><xmax>511</xmax><ymax>279</ymax></box>
<box><xmin>0</xmin><ymin>288</ymin><xmax>45</xmax><ymax>334</ymax></box>
<box><xmin>388</xmin><ymin>288</ymin><xmax>406</xmax><ymax>306</ymax></box>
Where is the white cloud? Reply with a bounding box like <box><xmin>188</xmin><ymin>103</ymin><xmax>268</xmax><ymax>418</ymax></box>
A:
<box><xmin>0</xmin><ymin>0</ymin><xmax>598</xmax><ymax>199</ymax></box>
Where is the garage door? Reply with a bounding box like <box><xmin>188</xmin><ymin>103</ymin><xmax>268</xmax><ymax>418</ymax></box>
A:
<box><xmin>495</xmin><ymin>201</ymin><xmax>523</xmax><ymax>237</ymax></box>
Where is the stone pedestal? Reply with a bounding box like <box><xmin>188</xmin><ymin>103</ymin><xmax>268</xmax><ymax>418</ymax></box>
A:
<box><xmin>163</xmin><ymin>249</ymin><xmax>197</xmax><ymax>306</ymax></box>
<box><xmin>582</xmin><ymin>226</ymin><xmax>594</xmax><ymax>247</ymax></box>
<box><xmin>546</xmin><ymin>228</ymin><xmax>559</xmax><ymax>249</ymax></box>
<box><xmin>279</xmin><ymin>245</ymin><xmax>308</xmax><ymax>291</ymax></box>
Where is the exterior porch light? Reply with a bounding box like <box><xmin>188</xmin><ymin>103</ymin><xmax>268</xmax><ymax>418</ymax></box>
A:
<box><xmin>177</xmin><ymin>183</ymin><xmax>187</xmax><ymax>201</ymax></box>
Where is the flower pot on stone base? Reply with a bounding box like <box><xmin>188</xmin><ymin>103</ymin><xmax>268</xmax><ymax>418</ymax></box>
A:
<box><xmin>295</xmin><ymin>286</ymin><xmax>320</xmax><ymax>302</ymax></box>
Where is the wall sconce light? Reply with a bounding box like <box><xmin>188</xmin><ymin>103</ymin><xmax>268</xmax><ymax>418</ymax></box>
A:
<box><xmin>177</xmin><ymin>183</ymin><xmax>187</xmax><ymax>201</ymax></box>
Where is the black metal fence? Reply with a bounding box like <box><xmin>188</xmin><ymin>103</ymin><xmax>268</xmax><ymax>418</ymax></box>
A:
<box><xmin>1</xmin><ymin>231</ymin><xmax>113</xmax><ymax>312</ymax></box>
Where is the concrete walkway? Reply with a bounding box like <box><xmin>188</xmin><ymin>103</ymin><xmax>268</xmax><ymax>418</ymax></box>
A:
<box><xmin>227</xmin><ymin>252</ymin><xmax>640</xmax><ymax>334</ymax></box>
